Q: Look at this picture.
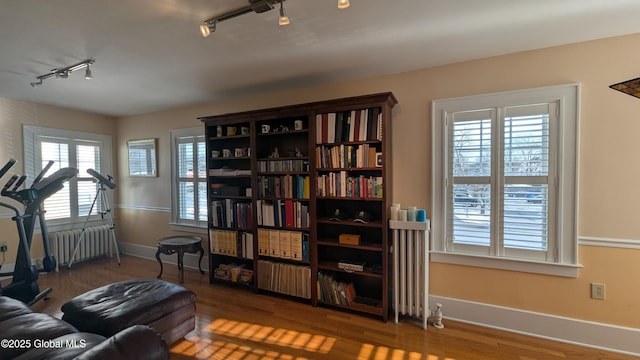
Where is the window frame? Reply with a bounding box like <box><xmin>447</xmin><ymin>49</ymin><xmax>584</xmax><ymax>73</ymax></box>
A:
<box><xmin>23</xmin><ymin>125</ymin><xmax>113</xmax><ymax>231</ymax></box>
<box><xmin>170</xmin><ymin>127</ymin><xmax>207</xmax><ymax>233</ymax></box>
<box><xmin>431</xmin><ymin>84</ymin><xmax>581</xmax><ymax>277</ymax></box>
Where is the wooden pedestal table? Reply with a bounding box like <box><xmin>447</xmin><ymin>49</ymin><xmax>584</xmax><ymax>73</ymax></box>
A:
<box><xmin>155</xmin><ymin>236</ymin><xmax>204</xmax><ymax>283</ymax></box>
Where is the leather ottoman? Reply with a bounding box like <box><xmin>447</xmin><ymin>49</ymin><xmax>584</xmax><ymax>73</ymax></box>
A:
<box><xmin>61</xmin><ymin>278</ymin><xmax>196</xmax><ymax>345</ymax></box>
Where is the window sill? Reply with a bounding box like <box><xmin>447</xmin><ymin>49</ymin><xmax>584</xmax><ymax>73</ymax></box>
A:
<box><xmin>170</xmin><ymin>223</ymin><xmax>208</xmax><ymax>235</ymax></box>
<box><xmin>430</xmin><ymin>251</ymin><xmax>582</xmax><ymax>277</ymax></box>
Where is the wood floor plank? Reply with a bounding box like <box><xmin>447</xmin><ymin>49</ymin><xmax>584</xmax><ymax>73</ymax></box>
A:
<box><xmin>26</xmin><ymin>255</ymin><xmax>638</xmax><ymax>360</ymax></box>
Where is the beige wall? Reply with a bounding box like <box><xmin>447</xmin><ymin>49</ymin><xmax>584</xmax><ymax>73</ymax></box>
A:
<box><xmin>0</xmin><ymin>99</ymin><xmax>116</xmax><ymax>260</ymax></box>
<box><xmin>116</xmin><ymin>33</ymin><xmax>640</xmax><ymax>329</ymax></box>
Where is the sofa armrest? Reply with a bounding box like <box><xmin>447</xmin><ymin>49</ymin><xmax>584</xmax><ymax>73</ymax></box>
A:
<box><xmin>73</xmin><ymin>325</ymin><xmax>169</xmax><ymax>360</ymax></box>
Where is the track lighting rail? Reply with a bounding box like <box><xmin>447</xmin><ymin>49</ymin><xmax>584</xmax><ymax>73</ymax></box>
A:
<box><xmin>30</xmin><ymin>59</ymin><xmax>94</xmax><ymax>88</ymax></box>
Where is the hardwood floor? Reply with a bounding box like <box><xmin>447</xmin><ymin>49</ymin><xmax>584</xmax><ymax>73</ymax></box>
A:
<box><xmin>30</xmin><ymin>255</ymin><xmax>637</xmax><ymax>360</ymax></box>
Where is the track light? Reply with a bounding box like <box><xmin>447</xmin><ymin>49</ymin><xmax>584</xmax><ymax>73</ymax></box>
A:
<box><xmin>279</xmin><ymin>0</ymin><xmax>290</xmax><ymax>26</ymax></box>
<box><xmin>84</xmin><ymin>64</ymin><xmax>92</xmax><ymax>80</ymax></box>
<box><xmin>200</xmin><ymin>21</ymin><xmax>216</xmax><ymax>38</ymax></box>
<box><xmin>29</xmin><ymin>59</ymin><xmax>95</xmax><ymax>88</ymax></box>
<box><xmin>200</xmin><ymin>0</ymin><xmax>294</xmax><ymax>37</ymax></box>
<box><xmin>338</xmin><ymin>0</ymin><xmax>350</xmax><ymax>9</ymax></box>
<box><xmin>199</xmin><ymin>0</ymin><xmax>354</xmax><ymax>37</ymax></box>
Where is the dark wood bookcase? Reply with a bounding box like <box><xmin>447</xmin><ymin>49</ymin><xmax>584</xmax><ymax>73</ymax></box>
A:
<box><xmin>200</xmin><ymin>92</ymin><xmax>397</xmax><ymax>320</ymax></box>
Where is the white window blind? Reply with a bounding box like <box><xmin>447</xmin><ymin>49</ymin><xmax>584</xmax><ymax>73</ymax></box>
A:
<box><xmin>432</xmin><ymin>84</ymin><xmax>579</xmax><ymax>277</ymax></box>
<box><xmin>23</xmin><ymin>126</ymin><xmax>112</xmax><ymax>228</ymax></box>
<box><xmin>171</xmin><ymin>128</ymin><xmax>207</xmax><ymax>228</ymax></box>
<box><xmin>447</xmin><ymin>104</ymin><xmax>556</xmax><ymax>262</ymax></box>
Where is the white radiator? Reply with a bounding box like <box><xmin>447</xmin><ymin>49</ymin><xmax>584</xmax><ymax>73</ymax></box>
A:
<box><xmin>390</xmin><ymin>219</ymin><xmax>430</xmax><ymax>329</ymax></box>
<box><xmin>51</xmin><ymin>224</ymin><xmax>114</xmax><ymax>270</ymax></box>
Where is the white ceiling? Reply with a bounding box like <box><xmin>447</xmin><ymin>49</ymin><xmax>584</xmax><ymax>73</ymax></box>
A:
<box><xmin>2</xmin><ymin>0</ymin><xmax>640</xmax><ymax>117</ymax></box>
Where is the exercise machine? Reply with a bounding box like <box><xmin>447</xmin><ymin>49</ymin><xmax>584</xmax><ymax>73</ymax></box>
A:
<box><xmin>0</xmin><ymin>159</ymin><xmax>77</xmax><ymax>305</ymax></box>
<box><xmin>68</xmin><ymin>169</ymin><xmax>119</xmax><ymax>268</ymax></box>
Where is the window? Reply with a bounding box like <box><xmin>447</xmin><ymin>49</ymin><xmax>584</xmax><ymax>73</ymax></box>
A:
<box><xmin>23</xmin><ymin>125</ymin><xmax>112</xmax><ymax>228</ymax></box>
<box><xmin>170</xmin><ymin>127</ymin><xmax>207</xmax><ymax>230</ymax></box>
<box><xmin>431</xmin><ymin>84</ymin><xmax>580</xmax><ymax>277</ymax></box>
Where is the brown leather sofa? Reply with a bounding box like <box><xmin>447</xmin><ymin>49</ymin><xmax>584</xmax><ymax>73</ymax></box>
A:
<box><xmin>0</xmin><ymin>296</ymin><xmax>170</xmax><ymax>360</ymax></box>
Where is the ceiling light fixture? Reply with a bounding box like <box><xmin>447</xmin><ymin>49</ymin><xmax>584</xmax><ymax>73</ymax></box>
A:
<box><xmin>200</xmin><ymin>0</ymin><xmax>293</xmax><ymax>37</ymax></box>
<box><xmin>200</xmin><ymin>21</ymin><xmax>216</xmax><ymax>38</ymax></box>
<box><xmin>30</xmin><ymin>59</ymin><xmax>95</xmax><ymax>89</ymax></box>
<box><xmin>338</xmin><ymin>0</ymin><xmax>350</xmax><ymax>9</ymax></box>
<box><xmin>279</xmin><ymin>0</ymin><xmax>290</xmax><ymax>26</ymax></box>
<box><xmin>84</xmin><ymin>63</ymin><xmax>92</xmax><ymax>80</ymax></box>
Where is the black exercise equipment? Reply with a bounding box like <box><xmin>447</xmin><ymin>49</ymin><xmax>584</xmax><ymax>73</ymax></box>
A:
<box><xmin>0</xmin><ymin>159</ymin><xmax>77</xmax><ymax>305</ymax></box>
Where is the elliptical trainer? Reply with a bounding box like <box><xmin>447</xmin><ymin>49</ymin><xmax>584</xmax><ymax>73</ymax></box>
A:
<box><xmin>0</xmin><ymin>158</ymin><xmax>78</xmax><ymax>305</ymax></box>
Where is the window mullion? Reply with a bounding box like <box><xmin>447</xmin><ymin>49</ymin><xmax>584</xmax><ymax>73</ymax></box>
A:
<box><xmin>547</xmin><ymin>101</ymin><xmax>559</xmax><ymax>262</ymax></box>
<box><xmin>192</xmin><ymin>138</ymin><xmax>201</xmax><ymax>226</ymax></box>
<box><xmin>493</xmin><ymin>108</ymin><xmax>504</xmax><ymax>257</ymax></box>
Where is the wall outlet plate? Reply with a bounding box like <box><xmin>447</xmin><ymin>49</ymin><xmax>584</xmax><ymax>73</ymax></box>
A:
<box><xmin>0</xmin><ymin>242</ymin><xmax>7</xmax><ymax>252</ymax></box>
<box><xmin>591</xmin><ymin>283</ymin><xmax>605</xmax><ymax>300</ymax></box>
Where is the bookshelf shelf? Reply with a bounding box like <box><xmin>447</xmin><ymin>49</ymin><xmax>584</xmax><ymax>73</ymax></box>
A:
<box><xmin>317</xmin><ymin>167</ymin><xmax>381</xmax><ymax>171</ymax></box>
<box><xmin>317</xmin><ymin>239</ymin><xmax>383</xmax><ymax>252</ymax></box>
<box><xmin>316</xmin><ymin>196</ymin><xmax>383</xmax><ymax>201</ymax></box>
<box><xmin>209</xmin><ymin>134</ymin><xmax>250</xmax><ymax>141</ymax></box>
<box><xmin>318</xmin><ymin>298</ymin><xmax>383</xmax><ymax>315</ymax></box>
<box><xmin>317</xmin><ymin>262</ymin><xmax>382</xmax><ymax>278</ymax></box>
<box><xmin>200</xmin><ymin>92</ymin><xmax>396</xmax><ymax>321</ymax></box>
<box><xmin>210</xmin><ymin>195</ymin><xmax>251</xmax><ymax>200</ymax></box>
<box><xmin>316</xmin><ymin>218</ymin><xmax>384</xmax><ymax>228</ymax></box>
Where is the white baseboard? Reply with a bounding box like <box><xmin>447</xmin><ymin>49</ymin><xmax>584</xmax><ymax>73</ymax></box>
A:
<box><xmin>430</xmin><ymin>295</ymin><xmax>640</xmax><ymax>357</ymax></box>
<box><xmin>118</xmin><ymin>241</ymin><xmax>209</xmax><ymax>274</ymax></box>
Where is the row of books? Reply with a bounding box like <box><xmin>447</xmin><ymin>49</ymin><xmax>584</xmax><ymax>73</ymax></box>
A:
<box><xmin>317</xmin><ymin>272</ymin><xmax>356</xmax><ymax>306</ymax></box>
<box><xmin>315</xmin><ymin>107</ymin><xmax>382</xmax><ymax>144</ymax></box>
<box><xmin>256</xmin><ymin>199</ymin><xmax>310</xmax><ymax>229</ymax></box>
<box><xmin>211</xmin><ymin>200</ymin><xmax>253</xmax><ymax>230</ymax></box>
<box><xmin>213</xmin><ymin>263</ymin><xmax>253</xmax><ymax>285</ymax></box>
<box><xmin>317</xmin><ymin>173</ymin><xmax>383</xmax><ymax>199</ymax></box>
<box><xmin>209</xmin><ymin>167</ymin><xmax>252</xmax><ymax>176</ymax></box>
<box><xmin>257</xmin><ymin>159</ymin><xmax>309</xmax><ymax>173</ymax></box>
<box><xmin>257</xmin><ymin>260</ymin><xmax>311</xmax><ymax>299</ymax></box>
<box><xmin>257</xmin><ymin>228</ymin><xmax>309</xmax><ymax>261</ymax></box>
<box><xmin>316</xmin><ymin>144</ymin><xmax>380</xmax><ymax>169</ymax></box>
<box><xmin>209</xmin><ymin>230</ymin><xmax>254</xmax><ymax>259</ymax></box>
<box><xmin>257</xmin><ymin>175</ymin><xmax>310</xmax><ymax>199</ymax></box>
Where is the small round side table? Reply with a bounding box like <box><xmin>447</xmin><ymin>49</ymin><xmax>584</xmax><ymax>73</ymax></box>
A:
<box><xmin>155</xmin><ymin>235</ymin><xmax>205</xmax><ymax>283</ymax></box>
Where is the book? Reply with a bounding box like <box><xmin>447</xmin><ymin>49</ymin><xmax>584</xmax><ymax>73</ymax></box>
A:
<box><xmin>279</xmin><ymin>230</ymin><xmax>291</xmax><ymax>259</ymax></box>
<box><xmin>352</xmin><ymin>110</ymin><xmax>360</xmax><ymax>141</ymax></box>
<box><xmin>315</xmin><ymin>114</ymin><xmax>323</xmax><ymax>144</ymax></box>
<box><xmin>290</xmin><ymin>231</ymin><xmax>303</xmax><ymax>261</ymax></box>
<box><xmin>238</xmin><ymin>268</ymin><xmax>253</xmax><ymax>285</ymax></box>
<box><xmin>302</xmin><ymin>233</ymin><xmax>309</xmax><ymax>261</ymax></box>
<box><xmin>209</xmin><ymin>229</ymin><xmax>219</xmax><ymax>254</ymax></box>
<box><xmin>348</xmin><ymin>110</ymin><xmax>355</xmax><ymax>141</ymax></box>
<box><xmin>335</xmin><ymin>112</ymin><xmax>344</xmax><ymax>142</ymax></box>
<box><xmin>243</xmin><ymin>232</ymin><xmax>254</xmax><ymax>259</ymax></box>
<box><xmin>268</xmin><ymin>230</ymin><xmax>280</xmax><ymax>257</ymax></box>
<box><xmin>285</xmin><ymin>199</ymin><xmax>294</xmax><ymax>228</ymax></box>
<box><xmin>359</xmin><ymin>109</ymin><xmax>367</xmax><ymax>142</ymax></box>
<box><xmin>257</xmin><ymin>228</ymin><xmax>269</xmax><ymax>256</ymax></box>
<box><xmin>327</xmin><ymin>113</ymin><xmax>336</xmax><ymax>143</ymax></box>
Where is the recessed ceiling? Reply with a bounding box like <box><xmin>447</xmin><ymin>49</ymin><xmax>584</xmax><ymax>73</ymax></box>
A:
<box><xmin>2</xmin><ymin>0</ymin><xmax>640</xmax><ymax>117</ymax></box>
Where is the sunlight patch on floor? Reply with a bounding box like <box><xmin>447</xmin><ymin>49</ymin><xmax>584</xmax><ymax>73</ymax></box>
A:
<box><xmin>171</xmin><ymin>318</ymin><xmax>451</xmax><ymax>359</ymax></box>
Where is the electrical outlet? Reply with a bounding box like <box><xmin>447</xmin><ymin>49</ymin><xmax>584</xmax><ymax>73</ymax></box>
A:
<box><xmin>591</xmin><ymin>283</ymin><xmax>605</xmax><ymax>300</ymax></box>
<box><xmin>0</xmin><ymin>241</ymin><xmax>7</xmax><ymax>252</ymax></box>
